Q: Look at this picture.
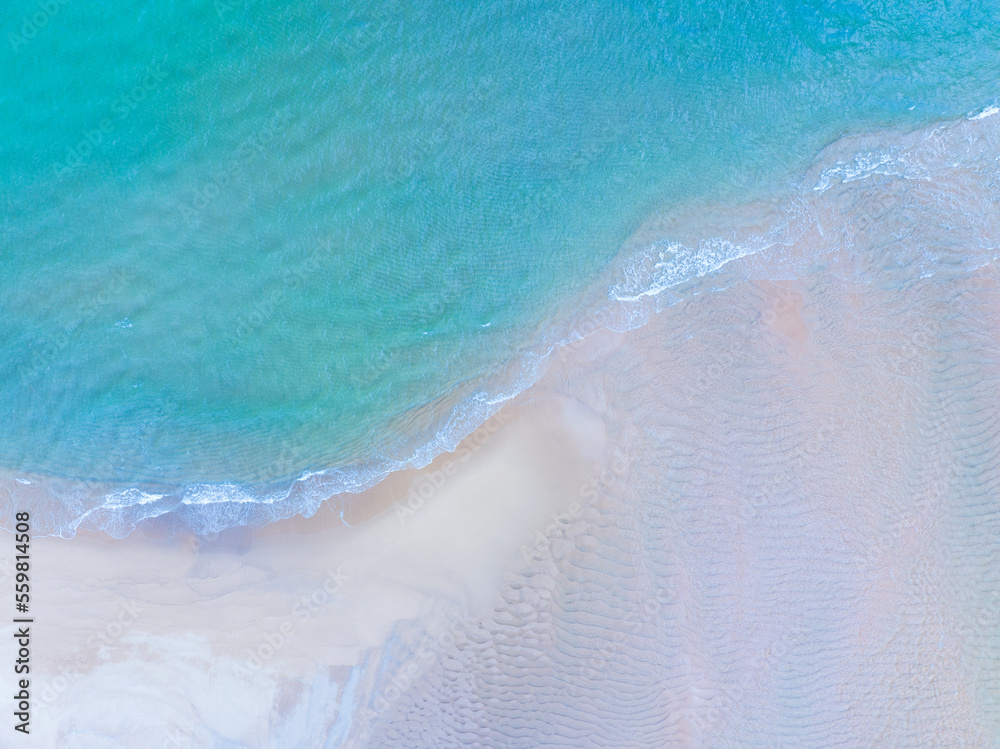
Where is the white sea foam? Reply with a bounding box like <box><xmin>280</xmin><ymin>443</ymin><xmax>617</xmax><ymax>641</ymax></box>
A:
<box><xmin>969</xmin><ymin>102</ymin><xmax>999</xmax><ymax>120</ymax></box>
<box><xmin>103</xmin><ymin>487</ymin><xmax>164</xmax><ymax>509</ymax></box>
<box><xmin>5</xmin><ymin>103</ymin><xmax>1000</xmax><ymax>539</ymax></box>
<box><xmin>609</xmin><ymin>228</ymin><xmax>801</xmax><ymax>303</ymax></box>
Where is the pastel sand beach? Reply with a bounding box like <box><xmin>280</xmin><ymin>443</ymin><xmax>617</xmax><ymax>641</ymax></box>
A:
<box><xmin>3</xmin><ymin>1</ymin><xmax>1000</xmax><ymax>747</ymax></box>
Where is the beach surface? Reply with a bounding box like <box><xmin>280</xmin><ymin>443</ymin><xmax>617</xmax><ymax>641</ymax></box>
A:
<box><xmin>7</xmin><ymin>252</ymin><xmax>1000</xmax><ymax>747</ymax></box>
<box><xmin>5</xmin><ymin>2</ymin><xmax>1000</xmax><ymax>746</ymax></box>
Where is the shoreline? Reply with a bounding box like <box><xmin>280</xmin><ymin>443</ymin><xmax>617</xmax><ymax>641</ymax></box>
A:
<box><xmin>5</xmin><ymin>256</ymin><xmax>1000</xmax><ymax>744</ymax></box>
<box><xmin>10</xmin><ymin>325</ymin><xmax>632</xmax><ymax>746</ymax></box>
<box><xmin>4</xmin><ymin>102</ymin><xmax>1000</xmax><ymax>541</ymax></box>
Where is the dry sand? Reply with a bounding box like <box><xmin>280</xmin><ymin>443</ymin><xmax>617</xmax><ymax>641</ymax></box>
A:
<box><xmin>3</xmin><ymin>260</ymin><xmax>999</xmax><ymax>747</ymax></box>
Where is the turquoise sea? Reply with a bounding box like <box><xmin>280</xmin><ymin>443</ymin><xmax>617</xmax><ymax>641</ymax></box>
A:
<box><xmin>2</xmin><ymin>0</ymin><xmax>999</xmax><ymax>536</ymax></box>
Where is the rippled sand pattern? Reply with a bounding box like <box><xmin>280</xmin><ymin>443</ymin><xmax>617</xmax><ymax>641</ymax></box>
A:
<box><xmin>17</xmin><ymin>112</ymin><xmax>1000</xmax><ymax>749</ymax></box>
<box><xmin>362</xmin><ymin>263</ymin><xmax>1000</xmax><ymax>746</ymax></box>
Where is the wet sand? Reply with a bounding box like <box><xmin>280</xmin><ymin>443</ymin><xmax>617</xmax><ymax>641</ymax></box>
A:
<box><xmin>7</xmin><ymin>253</ymin><xmax>1000</xmax><ymax>747</ymax></box>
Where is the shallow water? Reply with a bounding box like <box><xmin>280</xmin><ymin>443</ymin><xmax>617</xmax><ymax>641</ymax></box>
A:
<box><xmin>5</xmin><ymin>3</ymin><xmax>1000</xmax><ymax>746</ymax></box>
<box><xmin>19</xmin><ymin>108</ymin><xmax>1000</xmax><ymax>748</ymax></box>
<box><xmin>354</xmin><ymin>148</ymin><xmax>1000</xmax><ymax>746</ymax></box>
<box><xmin>3</xmin><ymin>0</ymin><xmax>1000</xmax><ymax>535</ymax></box>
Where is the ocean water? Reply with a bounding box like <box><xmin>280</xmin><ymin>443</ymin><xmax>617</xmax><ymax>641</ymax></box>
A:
<box><xmin>359</xmin><ymin>237</ymin><xmax>1000</xmax><ymax>748</ymax></box>
<box><xmin>2</xmin><ymin>0</ymin><xmax>1000</xmax><ymax>537</ymax></box>
<box><xmin>8</xmin><ymin>3</ymin><xmax>1000</xmax><ymax>747</ymax></box>
<box><xmin>316</xmin><ymin>106</ymin><xmax>1000</xmax><ymax>747</ymax></box>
